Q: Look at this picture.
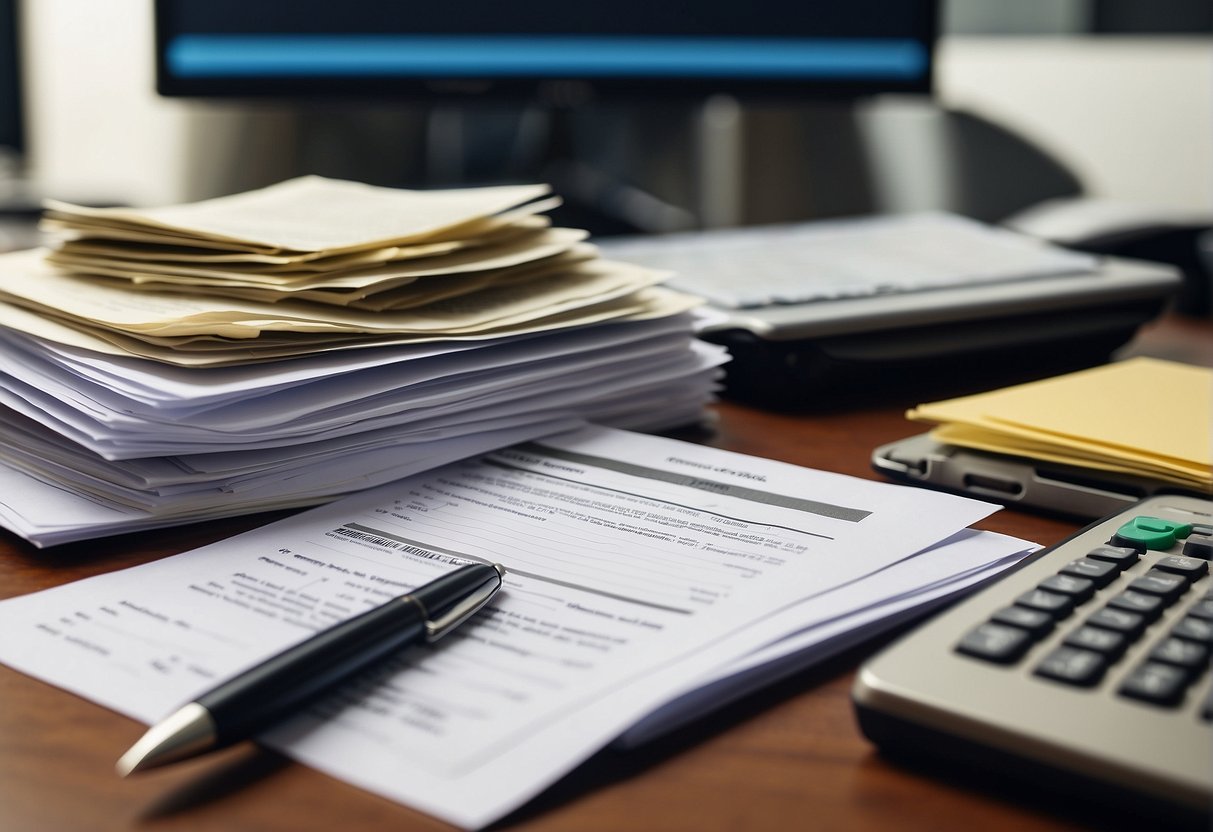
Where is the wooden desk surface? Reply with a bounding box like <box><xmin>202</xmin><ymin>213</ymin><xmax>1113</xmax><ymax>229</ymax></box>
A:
<box><xmin>0</xmin><ymin>315</ymin><xmax>1208</xmax><ymax>832</ymax></box>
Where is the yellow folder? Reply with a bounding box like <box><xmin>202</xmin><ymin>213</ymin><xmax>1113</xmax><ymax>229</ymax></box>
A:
<box><xmin>907</xmin><ymin>357</ymin><xmax>1212</xmax><ymax>490</ymax></box>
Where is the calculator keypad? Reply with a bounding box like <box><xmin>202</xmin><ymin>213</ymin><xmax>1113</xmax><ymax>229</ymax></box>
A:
<box><xmin>1119</xmin><ymin>662</ymin><xmax>1190</xmax><ymax>706</ymax></box>
<box><xmin>957</xmin><ymin>514</ymin><xmax>1213</xmax><ymax>721</ymax></box>
<box><xmin>1059</xmin><ymin>557</ymin><xmax>1118</xmax><ymax>587</ymax></box>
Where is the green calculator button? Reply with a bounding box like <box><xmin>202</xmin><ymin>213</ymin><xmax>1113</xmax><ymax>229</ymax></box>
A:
<box><xmin>1112</xmin><ymin>516</ymin><xmax>1194</xmax><ymax>551</ymax></box>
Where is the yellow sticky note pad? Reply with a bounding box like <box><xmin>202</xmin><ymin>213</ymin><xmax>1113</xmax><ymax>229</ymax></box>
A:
<box><xmin>908</xmin><ymin>357</ymin><xmax>1212</xmax><ymax>487</ymax></box>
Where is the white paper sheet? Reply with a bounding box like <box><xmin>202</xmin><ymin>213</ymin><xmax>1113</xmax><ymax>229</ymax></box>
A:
<box><xmin>617</xmin><ymin>528</ymin><xmax>1037</xmax><ymax>746</ymax></box>
<box><xmin>0</xmin><ymin>418</ymin><xmax>576</xmax><ymax>545</ymax></box>
<box><xmin>0</xmin><ymin>425</ymin><xmax>1001</xmax><ymax>827</ymax></box>
<box><xmin>1</xmin><ymin>312</ymin><xmax>692</xmax><ymax>409</ymax></box>
<box><xmin>0</xmin><ymin>297</ymin><xmax>728</xmax><ymax>545</ymax></box>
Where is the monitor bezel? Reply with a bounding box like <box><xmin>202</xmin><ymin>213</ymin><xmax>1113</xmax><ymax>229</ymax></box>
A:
<box><xmin>153</xmin><ymin>1</ymin><xmax>937</xmax><ymax>103</ymax></box>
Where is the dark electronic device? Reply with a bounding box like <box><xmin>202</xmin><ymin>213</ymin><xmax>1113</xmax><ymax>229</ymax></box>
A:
<box><xmin>0</xmin><ymin>0</ymin><xmax>41</xmax><ymax>250</ymax></box>
<box><xmin>153</xmin><ymin>0</ymin><xmax>936</xmax><ymax>102</ymax></box>
<box><xmin>0</xmin><ymin>0</ymin><xmax>21</xmax><ymax>159</ymax></box>
<box><xmin>872</xmin><ymin>432</ymin><xmax>1190</xmax><ymax>521</ymax></box>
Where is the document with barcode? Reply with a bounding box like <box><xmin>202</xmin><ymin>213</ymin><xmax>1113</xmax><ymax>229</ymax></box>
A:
<box><xmin>0</xmin><ymin>425</ymin><xmax>1015</xmax><ymax>828</ymax></box>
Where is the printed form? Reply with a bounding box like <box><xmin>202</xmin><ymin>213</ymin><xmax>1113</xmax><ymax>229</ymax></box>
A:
<box><xmin>0</xmin><ymin>426</ymin><xmax>998</xmax><ymax>828</ymax></box>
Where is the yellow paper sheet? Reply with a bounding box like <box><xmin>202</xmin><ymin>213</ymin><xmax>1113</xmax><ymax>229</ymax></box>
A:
<box><xmin>43</xmin><ymin>176</ymin><xmax>552</xmax><ymax>254</ymax></box>
<box><xmin>930</xmin><ymin>424</ymin><xmax>1208</xmax><ymax>488</ymax></box>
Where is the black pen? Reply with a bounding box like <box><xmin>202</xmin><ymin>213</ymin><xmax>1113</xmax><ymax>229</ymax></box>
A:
<box><xmin>117</xmin><ymin>561</ymin><xmax>505</xmax><ymax>775</ymax></box>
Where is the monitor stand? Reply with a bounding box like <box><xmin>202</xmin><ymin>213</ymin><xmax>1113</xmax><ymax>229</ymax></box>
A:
<box><xmin>284</xmin><ymin>97</ymin><xmax>746</xmax><ymax>237</ymax></box>
<box><xmin>421</xmin><ymin>101</ymin><xmax>731</xmax><ymax>236</ymax></box>
<box><xmin>283</xmin><ymin>97</ymin><xmax>870</xmax><ymax>238</ymax></box>
<box><xmin>0</xmin><ymin>147</ymin><xmax>43</xmax><ymax>251</ymax></box>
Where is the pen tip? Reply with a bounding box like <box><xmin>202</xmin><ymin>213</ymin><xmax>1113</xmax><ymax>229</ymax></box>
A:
<box><xmin>492</xmin><ymin>562</ymin><xmax>506</xmax><ymax>578</ymax></box>
<box><xmin>114</xmin><ymin>703</ymin><xmax>217</xmax><ymax>776</ymax></box>
<box><xmin>115</xmin><ymin>749</ymin><xmax>143</xmax><ymax>778</ymax></box>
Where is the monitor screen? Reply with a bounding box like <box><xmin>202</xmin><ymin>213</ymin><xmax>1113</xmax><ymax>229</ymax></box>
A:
<box><xmin>154</xmin><ymin>0</ymin><xmax>936</xmax><ymax>101</ymax></box>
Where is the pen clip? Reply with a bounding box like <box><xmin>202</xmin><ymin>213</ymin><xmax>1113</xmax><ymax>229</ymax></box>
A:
<box><xmin>423</xmin><ymin>568</ymin><xmax>503</xmax><ymax>642</ymax></box>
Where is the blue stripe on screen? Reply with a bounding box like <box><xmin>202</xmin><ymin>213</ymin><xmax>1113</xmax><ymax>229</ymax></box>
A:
<box><xmin>167</xmin><ymin>35</ymin><xmax>928</xmax><ymax>80</ymax></box>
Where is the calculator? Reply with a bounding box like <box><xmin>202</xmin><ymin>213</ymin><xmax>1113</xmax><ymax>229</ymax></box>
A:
<box><xmin>852</xmin><ymin>493</ymin><xmax>1212</xmax><ymax>822</ymax></box>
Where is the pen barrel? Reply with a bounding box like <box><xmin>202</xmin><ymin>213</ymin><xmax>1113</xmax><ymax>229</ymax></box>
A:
<box><xmin>198</xmin><ymin>596</ymin><xmax>426</xmax><ymax>746</ymax></box>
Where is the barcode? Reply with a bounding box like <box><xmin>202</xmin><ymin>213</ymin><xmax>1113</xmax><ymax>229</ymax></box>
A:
<box><xmin>330</xmin><ymin>527</ymin><xmax>403</xmax><ymax>549</ymax></box>
<box><xmin>331</xmin><ymin>526</ymin><xmax>467</xmax><ymax>566</ymax></box>
<box><xmin>397</xmin><ymin>543</ymin><xmax>447</xmax><ymax>561</ymax></box>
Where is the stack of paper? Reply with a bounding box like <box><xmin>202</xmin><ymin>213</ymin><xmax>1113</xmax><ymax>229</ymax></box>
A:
<box><xmin>0</xmin><ymin>177</ymin><xmax>725</xmax><ymax>546</ymax></box>
<box><xmin>907</xmin><ymin>357</ymin><xmax>1212</xmax><ymax>491</ymax></box>
<box><xmin>0</xmin><ymin>425</ymin><xmax>1036</xmax><ymax>828</ymax></box>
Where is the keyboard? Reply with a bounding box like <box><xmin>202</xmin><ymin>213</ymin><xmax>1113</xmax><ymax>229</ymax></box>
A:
<box><xmin>595</xmin><ymin>211</ymin><xmax>1179</xmax><ymax>410</ymax></box>
<box><xmin>596</xmin><ymin>212</ymin><xmax>1097</xmax><ymax>309</ymax></box>
<box><xmin>853</xmin><ymin>493</ymin><xmax>1213</xmax><ymax>821</ymax></box>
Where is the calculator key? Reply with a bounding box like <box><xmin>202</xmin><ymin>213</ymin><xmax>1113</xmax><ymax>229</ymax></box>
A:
<box><xmin>1148</xmin><ymin>637</ymin><xmax>1210</xmax><ymax>673</ymax></box>
<box><xmin>1111</xmin><ymin>516</ymin><xmax>1192</xmax><ymax>552</ymax></box>
<box><xmin>1171</xmin><ymin>616</ymin><xmax>1213</xmax><ymax>645</ymax></box>
<box><xmin>1037</xmin><ymin>574</ymin><xmax>1096</xmax><ymax>604</ymax></box>
<box><xmin>1063</xmin><ymin>626</ymin><xmax>1128</xmax><ymax>659</ymax></box>
<box><xmin>1085</xmin><ymin>607</ymin><xmax>1147</xmax><ymax>639</ymax></box>
<box><xmin>1153</xmin><ymin>554</ymin><xmax>1209</xmax><ymax>579</ymax></box>
<box><xmin>1014</xmin><ymin>589</ymin><xmax>1075</xmax><ymax>618</ymax></box>
<box><xmin>1127</xmin><ymin>569</ymin><xmax>1190</xmax><ymax>602</ymax></box>
<box><xmin>990</xmin><ymin>606</ymin><xmax>1054</xmax><ymax>639</ymax></box>
<box><xmin>1085</xmin><ymin>544</ymin><xmax>1139</xmax><ymax>568</ymax></box>
<box><xmin>956</xmin><ymin>623</ymin><xmax>1033</xmax><ymax>664</ymax></box>
<box><xmin>1181</xmin><ymin>534</ymin><xmax>1213</xmax><ymax>561</ymax></box>
<box><xmin>1187</xmin><ymin>599</ymin><xmax>1213</xmax><ymax>621</ymax></box>
<box><xmin>1059</xmin><ymin>558</ymin><xmax>1119</xmax><ymax>588</ymax></box>
<box><xmin>1106</xmin><ymin>590</ymin><xmax>1166</xmax><ymax>622</ymax></box>
<box><xmin>1034</xmin><ymin>647</ymin><xmax>1107</xmax><ymax>687</ymax></box>
<box><xmin>1119</xmin><ymin>662</ymin><xmax>1190</xmax><ymax>706</ymax></box>
<box><xmin>1193</xmin><ymin>524</ymin><xmax>1213</xmax><ymax>537</ymax></box>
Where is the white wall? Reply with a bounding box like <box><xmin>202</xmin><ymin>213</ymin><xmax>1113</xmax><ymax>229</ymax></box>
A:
<box><xmin>936</xmin><ymin>36</ymin><xmax>1212</xmax><ymax>214</ymax></box>
<box><xmin>20</xmin><ymin>0</ymin><xmax>293</xmax><ymax>206</ymax></box>
<box><xmin>18</xmin><ymin>3</ymin><xmax>1213</xmax><ymax>215</ymax></box>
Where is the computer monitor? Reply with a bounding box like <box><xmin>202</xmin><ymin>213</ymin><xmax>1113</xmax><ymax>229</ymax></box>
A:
<box><xmin>154</xmin><ymin>0</ymin><xmax>936</xmax><ymax>102</ymax></box>
<box><xmin>153</xmin><ymin>1</ymin><xmax>937</xmax><ymax>234</ymax></box>
<box><xmin>0</xmin><ymin>0</ymin><xmax>23</xmax><ymax>158</ymax></box>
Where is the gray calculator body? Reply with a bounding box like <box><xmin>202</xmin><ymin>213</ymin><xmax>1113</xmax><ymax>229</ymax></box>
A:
<box><xmin>853</xmin><ymin>493</ymin><xmax>1213</xmax><ymax>820</ymax></box>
